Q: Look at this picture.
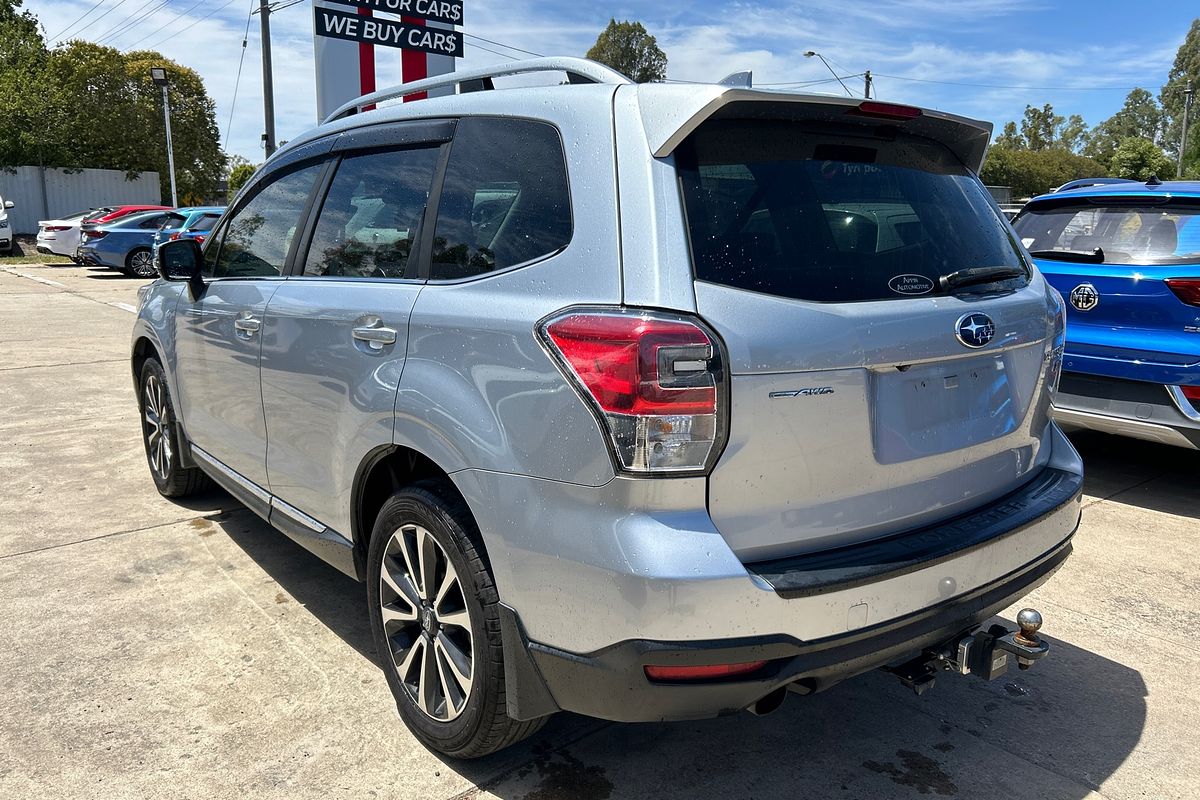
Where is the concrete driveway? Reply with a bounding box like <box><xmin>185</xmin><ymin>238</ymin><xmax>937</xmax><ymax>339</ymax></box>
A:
<box><xmin>1</xmin><ymin>262</ymin><xmax>1195</xmax><ymax>799</ymax></box>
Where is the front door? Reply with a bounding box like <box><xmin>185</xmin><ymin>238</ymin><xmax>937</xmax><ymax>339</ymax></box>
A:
<box><xmin>174</xmin><ymin>162</ymin><xmax>326</xmax><ymax>487</ymax></box>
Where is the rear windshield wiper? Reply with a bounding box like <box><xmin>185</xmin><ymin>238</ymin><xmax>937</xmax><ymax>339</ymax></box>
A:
<box><xmin>1027</xmin><ymin>247</ymin><xmax>1105</xmax><ymax>264</ymax></box>
<box><xmin>939</xmin><ymin>266</ymin><xmax>1028</xmax><ymax>293</ymax></box>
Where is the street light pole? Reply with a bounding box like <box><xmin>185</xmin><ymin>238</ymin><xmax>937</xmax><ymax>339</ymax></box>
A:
<box><xmin>1179</xmin><ymin>80</ymin><xmax>1194</xmax><ymax>179</ymax></box>
<box><xmin>150</xmin><ymin>68</ymin><xmax>178</xmax><ymax>207</ymax></box>
<box><xmin>803</xmin><ymin>51</ymin><xmax>854</xmax><ymax>97</ymax></box>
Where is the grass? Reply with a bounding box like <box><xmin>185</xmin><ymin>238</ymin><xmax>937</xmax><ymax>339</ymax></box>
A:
<box><xmin>1</xmin><ymin>237</ymin><xmax>73</xmax><ymax>266</ymax></box>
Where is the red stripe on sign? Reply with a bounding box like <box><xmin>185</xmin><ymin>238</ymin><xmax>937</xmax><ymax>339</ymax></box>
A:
<box><xmin>358</xmin><ymin>6</ymin><xmax>376</xmax><ymax>110</ymax></box>
<box><xmin>402</xmin><ymin>16</ymin><xmax>427</xmax><ymax>101</ymax></box>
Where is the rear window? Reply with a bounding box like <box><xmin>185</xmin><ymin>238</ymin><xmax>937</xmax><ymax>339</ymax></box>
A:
<box><xmin>1013</xmin><ymin>202</ymin><xmax>1200</xmax><ymax>265</ymax></box>
<box><xmin>676</xmin><ymin>120</ymin><xmax>1026</xmax><ymax>302</ymax></box>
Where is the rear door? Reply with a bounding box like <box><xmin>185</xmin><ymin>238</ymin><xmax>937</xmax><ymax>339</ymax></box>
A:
<box><xmin>1014</xmin><ymin>198</ymin><xmax>1200</xmax><ymax>384</ymax></box>
<box><xmin>676</xmin><ymin>118</ymin><xmax>1057</xmax><ymax>562</ymax></box>
<box><xmin>260</xmin><ymin>121</ymin><xmax>449</xmax><ymax>534</ymax></box>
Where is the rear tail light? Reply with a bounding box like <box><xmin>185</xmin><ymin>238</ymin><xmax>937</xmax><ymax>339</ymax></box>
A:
<box><xmin>1045</xmin><ymin>285</ymin><xmax>1066</xmax><ymax>396</ymax></box>
<box><xmin>644</xmin><ymin>660</ymin><xmax>768</xmax><ymax>682</ymax></box>
<box><xmin>1165</xmin><ymin>278</ymin><xmax>1200</xmax><ymax>306</ymax></box>
<box><xmin>1181</xmin><ymin>386</ymin><xmax>1200</xmax><ymax>401</ymax></box>
<box><xmin>538</xmin><ymin>308</ymin><xmax>728</xmax><ymax>475</ymax></box>
<box><xmin>44</xmin><ymin>225</ymin><xmax>71</xmax><ymax>232</ymax></box>
<box><xmin>169</xmin><ymin>232</ymin><xmax>181</xmax><ymax>241</ymax></box>
<box><xmin>83</xmin><ymin>229</ymin><xmax>107</xmax><ymax>239</ymax></box>
<box><xmin>194</xmin><ymin>235</ymin><xmax>206</xmax><ymax>244</ymax></box>
<box><xmin>849</xmin><ymin>101</ymin><xmax>922</xmax><ymax>121</ymax></box>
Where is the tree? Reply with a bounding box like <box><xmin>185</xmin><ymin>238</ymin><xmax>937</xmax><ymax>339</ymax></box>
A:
<box><xmin>1160</xmin><ymin>18</ymin><xmax>1200</xmax><ymax>166</ymax></box>
<box><xmin>981</xmin><ymin>148</ymin><xmax>1107</xmax><ymax>199</ymax></box>
<box><xmin>1020</xmin><ymin>104</ymin><xmax>1063</xmax><ymax>151</ymax></box>
<box><xmin>586</xmin><ymin>19</ymin><xmax>667</xmax><ymax>83</ymax></box>
<box><xmin>1084</xmin><ymin>88</ymin><xmax>1164</xmax><ymax>168</ymax></box>
<box><xmin>993</xmin><ymin>121</ymin><xmax>1021</xmax><ymax>149</ymax></box>
<box><xmin>227</xmin><ymin>155</ymin><xmax>257</xmax><ymax>195</ymax></box>
<box><xmin>1109</xmin><ymin>136</ymin><xmax>1175</xmax><ymax>181</ymax></box>
<box><xmin>0</xmin><ymin>0</ymin><xmax>49</xmax><ymax>169</ymax></box>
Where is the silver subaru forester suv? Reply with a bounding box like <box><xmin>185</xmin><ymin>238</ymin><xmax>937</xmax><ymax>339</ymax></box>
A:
<box><xmin>136</xmin><ymin>57</ymin><xmax>1082</xmax><ymax>758</ymax></box>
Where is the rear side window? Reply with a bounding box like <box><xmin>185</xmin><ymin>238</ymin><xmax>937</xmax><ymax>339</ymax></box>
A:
<box><xmin>430</xmin><ymin>117</ymin><xmax>571</xmax><ymax>280</ymax></box>
<box><xmin>1013</xmin><ymin>202</ymin><xmax>1200</xmax><ymax>265</ymax></box>
<box><xmin>191</xmin><ymin>214</ymin><xmax>220</xmax><ymax>232</ymax></box>
<box><xmin>210</xmin><ymin>162</ymin><xmax>323</xmax><ymax>279</ymax></box>
<box><xmin>303</xmin><ymin>146</ymin><xmax>440</xmax><ymax>278</ymax></box>
<box><xmin>676</xmin><ymin>120</ymin><xmax>1026</xmax><ymax>302</ymax></box>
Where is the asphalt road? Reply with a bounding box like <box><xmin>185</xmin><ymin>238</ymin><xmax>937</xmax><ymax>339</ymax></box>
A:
<box><xmin>1</xmin><ymin>262</ymin><xmax>1196</xmax><ymax>799</ymax></box>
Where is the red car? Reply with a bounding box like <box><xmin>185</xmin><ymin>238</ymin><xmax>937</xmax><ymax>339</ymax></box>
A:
<box><xmin>82</xmin><ymin>205</ymin><xmax>171</xmax><ymax>227</ymax></box>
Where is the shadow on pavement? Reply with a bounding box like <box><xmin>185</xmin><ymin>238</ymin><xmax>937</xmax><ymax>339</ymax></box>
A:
<box><xmin>1070</xmin><ymin>429</ymin><xmax>1199</xmax><ymax>520</ymax></box>
<box><xmin>202</xmin><ymin>488</ymin><xmax>1147</xmax><ymax>798</ymax></box>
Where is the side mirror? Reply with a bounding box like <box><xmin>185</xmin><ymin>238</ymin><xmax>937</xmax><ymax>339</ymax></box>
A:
<box><xmin>157</xmin><ymin>239</ymin><xmax>203</xmax><ymax>287</ymax></box>
<box><xmin>3</xmin><ymin>200</ymin><xmax>13</xmax><ymax>210</ymax></box>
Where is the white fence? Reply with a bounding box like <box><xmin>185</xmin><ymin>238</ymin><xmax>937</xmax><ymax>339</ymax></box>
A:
<box><xmin>0</xmin><ymin>167</ymin><xmax>162</xmax><ymax>234</ymax></box>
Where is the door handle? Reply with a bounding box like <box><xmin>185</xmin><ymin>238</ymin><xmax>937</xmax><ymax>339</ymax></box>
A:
<box><xmin>234</xmin><ymin>312</ymin><xmax>260</xmax><ymax>336</ymax></box>
<box><xmin>352</xmin><ymin>321</ymin><xmax>398</xmax><ymax>350</ymax></box>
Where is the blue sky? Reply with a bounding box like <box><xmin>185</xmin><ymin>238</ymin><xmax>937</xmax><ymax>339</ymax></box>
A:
<box><xmin>24</xmin><ymin>0</ymin><xmax>1199</xmax><ymax>162</ymax></box>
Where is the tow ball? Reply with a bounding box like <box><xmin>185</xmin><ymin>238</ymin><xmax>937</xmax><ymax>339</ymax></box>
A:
<box><xmin>885</xmin><ymin>609</ymin><xmax>1049</xmax><ymax>696</ymax></box>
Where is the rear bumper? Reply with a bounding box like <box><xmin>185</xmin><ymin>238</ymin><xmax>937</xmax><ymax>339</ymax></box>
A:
<box><xmin>1053</xmin><ymin>372</ymin><xmax>1200</xmax><ymax>449</ymax></box>
<box><xmin>509</xmin><ymin>536</ymin><xmax>1074</xmax><ymax>722</ymax></box>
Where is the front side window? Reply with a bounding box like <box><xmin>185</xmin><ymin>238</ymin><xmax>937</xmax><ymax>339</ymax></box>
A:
<box><xmin>211</xmin><ymin>163</ymin><xmax>324</xmax><ymax>278</ymax></box>
<box><xmin>430</xmin><ymin>117</ymin><xmax>571</xmax><ymax>280</ymax></box>
<box><xmin>677</xmin><ymin>120</ymin><xmax>1027</xmax><ymax>302</ymax></box>
<box><xmin>303</xmin><ymin>147</ymin><xmax>440</xmax><ymax>279</ymax></box>
<box><xmin>1013</xmin><ymin>202</ymin><xmax>1200</xmax><ymax>265</ymax></box>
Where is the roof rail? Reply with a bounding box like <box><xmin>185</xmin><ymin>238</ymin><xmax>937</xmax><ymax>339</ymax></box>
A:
<box><xmin>323</xmin><ymin>57</ymin><xmax>633</xmax><ymax>123</ymax></box>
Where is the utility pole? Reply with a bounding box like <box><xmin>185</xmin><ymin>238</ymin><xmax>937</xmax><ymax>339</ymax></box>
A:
<box><xmin>150</xmin><ymin>68</ymin><xmax>178</xmax><ymax>206</ymax></box>
<box><xmin>1179</xmin><ymin>80</ymin><xmax>1194</xmax><ymax>179</ymax></box>
<box><xmin>864</xmin><ymin>70</ymin><xmax>872</xmax><ymax>99</ymax></box>
<box><xmin>258</xmin><ymin>0</ymin><xmax>277</xmax><ymax>158</ymax></box>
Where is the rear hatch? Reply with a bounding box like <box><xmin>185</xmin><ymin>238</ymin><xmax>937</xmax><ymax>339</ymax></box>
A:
<box><xmin>1013</xmin><ymin>195</ymin><xmax>1200</xmax><ymax>384</ymax></box>
<box><xmin>675</xmin><ymin>111</ymin><xmax>1058</xmax><ymax>562</ymax></box>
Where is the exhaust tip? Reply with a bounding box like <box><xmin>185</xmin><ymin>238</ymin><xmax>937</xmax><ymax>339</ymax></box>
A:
<box><xmin>747</xmin><ymin>686</ymin><xmax>787</xmax><ymax>716</ymax></box>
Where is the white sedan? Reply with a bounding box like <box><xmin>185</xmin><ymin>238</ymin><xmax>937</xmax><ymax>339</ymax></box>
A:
<box><xmin>36</xmin><ymin>210</ymin><xmax>94</xmax><ymax>260</ymax></box>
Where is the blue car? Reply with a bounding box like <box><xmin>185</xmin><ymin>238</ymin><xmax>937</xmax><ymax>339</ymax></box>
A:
<box><xmin>79</xmin><ymin>210</ymin><xmax>180</xmax><ymax>278</ymax></box>
<box><xmin>1013</xmin><ymin>179</ymin><xmax>1200</xmax><ymax>449</ymax></box>
<box><xmin>152</xmin><ymin>206</ymin><xmax>226</xmax><ymax>252</ymax></box>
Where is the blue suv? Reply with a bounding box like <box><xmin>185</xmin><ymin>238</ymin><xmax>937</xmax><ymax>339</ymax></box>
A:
<box><xmin>1013</xmin><ymin>179</ymin><xmax>1200</xmax><ymax>448</ymax></box>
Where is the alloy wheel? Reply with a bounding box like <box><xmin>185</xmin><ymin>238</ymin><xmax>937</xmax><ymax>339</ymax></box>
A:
<box><xmin>142</xmin><ymin>374</ymin><xmax>173</xmax><ymax>479</ymax></box>
<box><xmin>131</xmin><ymin>250</ymin><xmax>154</xmax><ymax>277</ymax></box>
<box><xmin>379</xmin><ymin>524</ymin><xmax>474</xmax><ymax>722</ymax></box>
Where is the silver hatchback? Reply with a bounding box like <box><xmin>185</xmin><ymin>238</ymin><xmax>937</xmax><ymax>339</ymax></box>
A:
<box><xmin>134</xmin><ymin>57</ymin><xmax>1082</xmax><ymax>757</ymax></box>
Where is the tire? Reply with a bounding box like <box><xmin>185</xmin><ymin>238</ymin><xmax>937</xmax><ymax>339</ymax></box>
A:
<box><xmin>367</xmin><ymin>482</ymin><xmax>547</xmax><ymax>758</ymax></box>
<box><xmin>126</xmin><ymin>247</ymin><xmax>155</xmax><ymax>278</ymax></box>
<box><xmin>138</xmin><ymin>358</ymin><xmax>211</xmax><ymax>497</ymax></box>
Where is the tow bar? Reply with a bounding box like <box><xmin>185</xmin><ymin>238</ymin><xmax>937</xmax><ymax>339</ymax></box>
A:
<box><xmin>884</xmin><ymin>609</ymin><xmax>1049</xmax><ymax>696</ymax></box>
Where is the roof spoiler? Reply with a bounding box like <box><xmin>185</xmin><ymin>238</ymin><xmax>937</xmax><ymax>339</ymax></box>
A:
<box><xmin>639</xmin><ymin>87</ymin><xmax>994</xmax><ymax>172</ymax></box>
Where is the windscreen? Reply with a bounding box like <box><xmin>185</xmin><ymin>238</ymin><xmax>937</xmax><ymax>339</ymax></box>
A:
<box><xmin>676</xmin><ymin>120</ymin><xmax>1027</xmax><ymax>302</ymax></box>
<box><xmin>1013</xmin><ymin>201</ymin><xmax>1200</xmax><ymax>265</ymax></box>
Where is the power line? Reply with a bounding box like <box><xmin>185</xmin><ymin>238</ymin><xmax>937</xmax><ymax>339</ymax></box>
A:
<box><xmin>141</xmin><ymin>0</ymin><xmax>240</xmax><ymax>51</ymax></box>
<box><xmin>223</xmin><ymin>0</ymin><xmax>256</xmax><ymax>152</ymax></box>
<box><xmin>122</xmin><ymin>0</ymin><xmax>206</xmax><ymax>50</ymax></box>
<box><xmin>464</xmin><ymin>32</ymin><xmax>542</xmax><ymax>58</ymax></box>
<box><xmin>52</xmin><ymin>0</ymin><xmax>130</xmax><ymax>43</ymax></box>
<box><xmin>872</xmin><ymin>72</ymin><xmax>1147</xmax><ymax>92</ymax></box>
<box><xmin>93</xmin><ymin>0</ymin><xmax>170</xmax><ymax>45</ymax></box>
<box><xmin>464</xmin><ymin>39</ymin><xmax>529</xmax><ymax>60</ymax></box>
<box><xmin>47</xmin><ymin>0</ymin><xmax>108</xmax><ymax>42</ymax></box>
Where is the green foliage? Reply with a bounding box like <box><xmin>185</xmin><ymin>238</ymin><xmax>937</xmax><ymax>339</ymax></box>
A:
<box><xmin>0</xmin><ymin>7</ymin><xmax>224</xmax><ymax>202</ymax></box>
<box><xmin>1109</xmin><ymin>136</ymin><xmax>1175</xmax><ymax>181</ymax></box>
<box><xmin>1084</xmin><ymin>88</ymin><xmax>1164</xmax><ymax>168</ymax></box>
<box><xmin>981</xmin><ymin>147</ymin><xmax>1108</xmax><ymax>198</ymax></box>
<box><xmin>1019</xmin><ymin>104</ymin><xmax>1063</xmax><ymax>151</ymax></box>
<box><xmin>227</xmin><ymin>156</ymin><xmax>257</xmax><ymax>195</ymax></box>
<box><xmin>1160</xmin><ymin>18</ymin><xmax>1200</xmax><ymax>164</ymax></box>
<box><xmin>586</xmin><ymin>19</ymin><xmax>667</xmax><ymax>83</ymax></box>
